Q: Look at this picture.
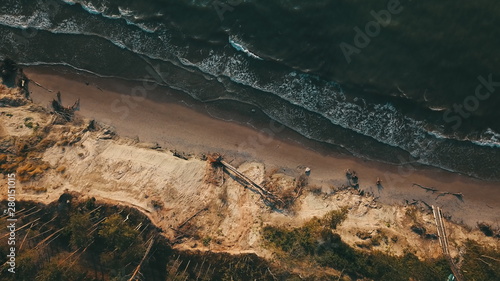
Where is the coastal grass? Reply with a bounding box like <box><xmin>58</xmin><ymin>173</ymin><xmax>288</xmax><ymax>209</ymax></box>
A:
<box><xmin>262</xmin><ymin>209</ymin><xmax>453</xmax><ymax>281</ymax></box>
<box><xmin>461</xmin><ymin>239</ymin><xmax>500</xmax><ymax>280</ymax></box>
<box><xmin>0</xmin><ymin>196</ymin><xmax>299</xmax><ymax>281</ymax></box>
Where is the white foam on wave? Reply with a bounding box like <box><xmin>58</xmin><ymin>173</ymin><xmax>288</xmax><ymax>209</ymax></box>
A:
<box><xmin>426</xmin><ymin>129</ymin><xmax>449</xmax><ymax>140</ymax></box>
<box><xmin>473</xmin><ymin>128</ymin><xmax>500</xmax><ymax>148</ymax></box>
<box><xmin>124</xmin><ymin>20</ymin><xmax>158</xmax><ymax>34</ymax></box>
<box><xmin>428</xmin><ymin>106</ymin><xmax>447</xmax><ymax>112</ymax></box>
<box><xmin>19</xmin><ymin>61</ymin><xmax>163</xmax><ymax>87</ymax></box>
<box><xmin>19</xmin><ymin>61</ymin><xmax>118</xmax><ymax>79</ymax></box>
<box><xmin>229</xmin><ymin>37</ymin><xmax>263</xmax><ymax>60</ymax></box>
<box><xmin>0</xmin><ymin>11</ymin><xmax>53</xmax><ymax>30</ymax></box>
<box><xmin>77</xmin><ymin>1</ymin><xmax>106</xmax><ymax>16</ymax></box>
<box><xmin>61</xmin><ymin>0</ymin><xmax>77</xmax><ymax>5</ymax></box>
<box><xmin>5</xmin><ymin>0</ymin><xmax>497</xmax><ymax>159</ymax></box>
<box><xmin>188</xmin><ymin>45</ymin><xmax>500</xmax><ymax>157</ymax></box>
<box><xmin>63</xmin><ymin>0</ymin><xmax>158</xmax><ymax>33</ymax></box>
<box><xmin>186</xmin><ymin>48</ymin><xmax>448</xmax><ymax>161</ymax></box>
<box><xmin>118</xmin><ymin>6</ymin><xmax>133</xmax><ymax>17</ymax></box>
<box><xmin>0</xmin><ymin>15</ymin><xmax>32</xmax><ymax>29</ymax></box>
<box><xmin>1</xmin><ymin>3</ymin><xmax>170</xmax><ymax>60</ymax></box>
<box><xmin>118</xmin><ymin>6</ymin><xmax>158</xmax><ymax>33</ymax></box>
<box><xmin>54</xmin><ymin>18</ymin><xmax>82</xmax><ymax>33</ymax></box>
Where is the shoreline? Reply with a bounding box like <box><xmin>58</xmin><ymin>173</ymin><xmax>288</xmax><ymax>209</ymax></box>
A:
<box><xmin>23</xmin><ymin>65</ymin><xmax>500</xmax><ymax>227</ymax></box>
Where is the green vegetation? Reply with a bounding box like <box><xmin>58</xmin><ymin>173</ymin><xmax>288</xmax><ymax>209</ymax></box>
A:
<box><xmin>99</xmin><ymin>213</ymin><xmax>139</xmax><ymax>251</ymax></box>
<box><xmin>202</xmin><ymin>236</ymin><xmax>212</xmax><ymax>247</ymax></box>
<box><xmin>0</xmin><ymin>198</ymin><xmax>147</xmax><ymax>280</ymax></box>
<box><xmin>23</xmin><ymin>117</ymin><xmax>37</xmax><ymax>129</ymax></box>
<box><xmin>322</xmin><ymin>206</ymin><xmax>349</xmax><ymax>229</ymax></box>
<box><xmin>263</xmin><ymin>209</ymin><xmax>452</xmax><ymax>281</ymax></box>
<box><xmin>16</xmin><ymin>161</ymin><xmax>50</xmax><ymax>182</ymax></box>
<box><xmin>0</xmin><ymin>195</ymin><xmax>299</xmax><ymax>280</ymax></box>
<box><xmin>66</xmin><ymin>212</ymin><xmax>93</xmax><ymax>249</ymax></box>
<box><xmin>461</xmin><ymin>240</ymin><xmax>500</xmax><ymax>281</ymax></box>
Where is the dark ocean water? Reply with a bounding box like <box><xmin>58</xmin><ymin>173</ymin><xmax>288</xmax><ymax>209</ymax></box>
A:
<box><xmin>1</xmin><ymin>0</ymin><xmax>499</xmax><ymax>180</ymax></box>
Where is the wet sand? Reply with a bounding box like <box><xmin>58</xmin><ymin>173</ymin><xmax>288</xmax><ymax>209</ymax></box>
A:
<box><xmin>24</xmin><ymin>65</ymin><xmax>500</xmax><ymax>227</ymax></box>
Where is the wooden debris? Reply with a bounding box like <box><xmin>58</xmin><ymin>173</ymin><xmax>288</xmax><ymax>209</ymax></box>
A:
<box><xmin>208</xmin><ymin>153</ymin><xmax>285</xmax><ymax>207</ymax></box>
<box><xmin>172</xmin><ymin>150</ymin><xmax>189</xmax><ymax>160</ymax></box>
<box><xmin>413</xmin><ymin>183</ymin><xmax>464</xmax><ymax>201</ymax></box>
<box><xmin>432</xmin><ymin>206</ymin><xmax>465</xmax><ymax>281</ymax></box>
<box><xmin>52</xmin><ymin>92</ymin><xmax>80</xmax><ymax>122</ymax></box>
<box><xmin>128</xmin><ymin>237</ymin><xmax>155</xmax><ymax>281</ymax></box>
<box><xmin>207</xmin><ymin>153</ymin><xmax>223</xmax><ymax>164</ymax></box>
<box><xmin>84</xmin><ymin>119</ymin><xmax>98</xmax><ymax>132</ymax></box>
<box><xmin>221</xmin><ymin>160</ymin><xmax>281</xmax><ymax>201</ymax></box>
<box><xmin>436</xmin><ymin>191</ymin><xmax>450</xmax><ymax>199</ymax></box>
<box><xmin>344</xmin><ymin>169</ymin><xmax>360</xmax><ymax>188</ymax></box>
<box><xmin>419</xmin><ymin>200</ymin><xmax>432</xmax><ymax>210</ymax></box>
<box><xmin>452</xmin><ymin>192</ymin><xmax>464</xmax><ymax>200</ymax></box>
<box><xmin>412</xmin><ymin>183</ymin><xmax>438</xmax><ymax>193</ymax></box>
<box><xmin>345</xmin><ymin>169</ymin><xmax>352</xmax><ymax>178</ymax></box>
<box><xmin>31</xmin><ymin>79</ymin><xmax>53</xmax><ymax>92</ymax></box>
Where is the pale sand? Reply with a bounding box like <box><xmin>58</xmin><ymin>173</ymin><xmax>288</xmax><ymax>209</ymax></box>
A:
<box><xmin>23</xmin><ymin>66</ymin><xmax>500</xmax><ymax>227</ymax></box>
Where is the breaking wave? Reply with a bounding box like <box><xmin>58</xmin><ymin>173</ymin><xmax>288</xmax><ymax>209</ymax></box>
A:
<box><xmin>1</xmin><ymin>0</ymin><xmax>499</xmax><ymax>180</ymax></box>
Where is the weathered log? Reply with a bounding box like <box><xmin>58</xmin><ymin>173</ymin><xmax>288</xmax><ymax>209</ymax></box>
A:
<box><xmin>412</xmin><ymin>183</ymin><xmax>438</xmax><ymax>193</ymax></box>
<box><xmin>220</xmin><ymin>160</ymin><xmax>285</xmax><ymax>206</ymax></box>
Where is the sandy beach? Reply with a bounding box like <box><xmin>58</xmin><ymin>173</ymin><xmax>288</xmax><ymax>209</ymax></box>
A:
<box><xmin>23</xmin><ymin>65</ymin><xmax>500</xmax><ymax>227</ymax></box>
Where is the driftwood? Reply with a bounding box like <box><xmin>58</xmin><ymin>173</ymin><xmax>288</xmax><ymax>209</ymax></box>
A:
<box><xmin>405</xmin><ymin>199</ymin><xmax>432</xmax><ymax>211</ymax></box>
<box><xmin>408</xmin><ymin>199</ymin><xmax>419</xmax><ymax>206</ymax></box>
<box><xmin>412</xmin><ymin>183</ymin><xmax>438</xmax><ymax>193</ymax></box>
<box><xmin>413</xmin><ymin>183</ymin><xmax>464</xmax><ymax>201</ymax></box>
<box><xmin>344</xmin><ymin>169</ymin><xmax>359</xmax><ymax>188</ymax></box>
<box><xmin>209</xmin><ymin>153</ymin><xmax>285</xmax><ymax>207</ymax></box>
<box><xmin>52</xmin><ymin>92</ymin><xmax>80</xmax><ymax>122</ymax></box>
<box><xmin>436</xmin><ymin>191</ymin><xmax>450</xmax><ymax>199</ymax></box>
<box><xmin>172</xmin><ymin>150</ymin><xmax>189</xmax><ymax>160</ymax></box>
<box><xmin>220</xmin><ymin>160</ymin><xmax>285</xmax><ymax>207</ymax></box>
<box><xmin>452</xmin><ymin>192</ymin><xmax>464</xmax><ymax>200</ymax></box>
<box><xmin>420</xmin><ymin>200</ymin><xmax>432</xmax><ymax>210</ymax></box>
<box><xmin>31</xmin><ymin>79</ymin><xmax>53</xmax><ymax>92</ymax></box>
